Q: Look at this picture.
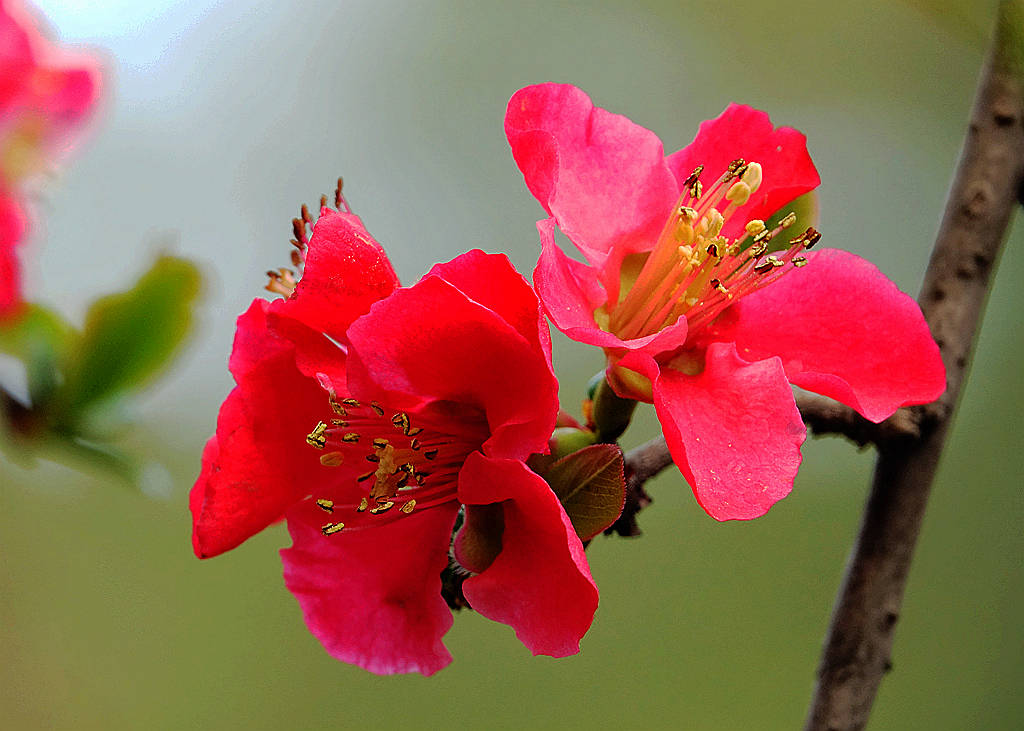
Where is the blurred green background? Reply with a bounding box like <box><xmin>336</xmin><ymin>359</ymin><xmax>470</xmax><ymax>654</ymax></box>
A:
<box><xmin>2</xmin><ymin>0</ymin><xmax>1022</xmax><ymax>728</ymax></box>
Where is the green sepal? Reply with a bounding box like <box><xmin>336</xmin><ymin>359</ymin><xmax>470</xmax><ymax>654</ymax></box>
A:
<box><xmin>0</xmin><ymin>303</ymin><xmax>76</xmax><ymax>405</ymax></box>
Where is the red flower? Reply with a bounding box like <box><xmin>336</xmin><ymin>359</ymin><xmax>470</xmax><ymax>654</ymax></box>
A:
<box><xmin>505</xmin><ymin>83</ymin><xmax>946</xmax><ymax>521</ymax></box>
<box><xmin>1</xmin><ymin>0</ymin><xmax>101</xmax><ymax>316</ymax></box>
<box><xmin>190</xmin><ymin>200</ymin><xmax>597</xmax><ymax>675</ymax></box>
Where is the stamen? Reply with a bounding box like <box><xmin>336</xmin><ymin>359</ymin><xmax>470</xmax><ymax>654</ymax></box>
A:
<box><xmin>321</xmin><ymin>522</ymin><xmax>345</xmax><ymax>536</ymax></box>
<box><xmin>319</xmin><ymin>452</ymin><xmax>344</xmax><ymax>466</ymax></box>
<box><xmin>306</xmin><ymin>422</ymin><xmax>328</xmax><ymax>449</ymax></box>
<box><xmin>316</xmin><ymin>499</ymin><xmax>335</xmax><ymax>512</ymax></box>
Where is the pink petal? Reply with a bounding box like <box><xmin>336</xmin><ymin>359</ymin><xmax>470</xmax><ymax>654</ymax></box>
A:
<box><xmin>277</xmin><ymin>209</ymin><xmax>399</xmax><ymax>344</ymax></box>
<box><xmin>651</xmin><ymin>342</ymin><xmax>806</xmax><ymax>521</ymax></box>
<box><xmin>705</xmin><ymin>248</ymin><xmax>947</xmax><ymax>422</ymax></box>
<box><xmin>424</xmin><ymin>248</ymin><xmax>553</xmax><ymax>372</ymax></box>
<box><xmin>534</xmin><ymin>218</ymin><xmax>691</xmax><ymax>357</ymax></box>
<box><xmin>280</xmin><ymin>504</ymin><xmax>458</xmax><ymax>676</ymax></box>
<box><xmin>665</xmin><ymin>104</ymin><xmax>820</xmax><ymax>239</ymax></box>
<box><xmin>505</xmin><ymin>83</ymin><xmax>678</xmax><ymax>261</ymax></box>
<box><xmin>458</xmin><ymin>452</ymin><xmax>597</xmax><ymax>657</ymax></box>
<box><xmin>0</xmin><ymin>194</ymin><xmax>26</xmax><ymax>318</ymax></box>
<box><xmin>346</xmin><ymin>276</ymin><xmax>558</xmax><ymax>460</ymax></box>
<box><xmin>191</xmin><ymin>301</ymin><xmax>331</xmax><ymax>558</ymax></box>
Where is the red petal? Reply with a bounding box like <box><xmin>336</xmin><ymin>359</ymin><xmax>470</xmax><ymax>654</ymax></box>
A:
<box><xmin>458</xmin><ymin>453</ymin><xmax>597</xmax><ymax>657</ymax></box>
<box><xmin>280</xmin><ymin>504</ymin><xmax>458</xmax><ymax>676</ymax></box>
<box><xmin>277</xmin><ymin>210</ymin><xmax>399</xmax><ymax>344</ymax></box>
<box><xmin>652</xmin><ymin>342</ymin><xmax>806</xmax><ymax>521</ymax></box>
<box><xmin>424</xmin><ymin>249</ymin><xmax>553</xmax><ymax>373</ymax></box>
<box><xmin>505</xmin><ymin>83</ymin><xmax>678</xmax><ymax>261</ymax></box>
<box><xmin>191</xmin><ymin>301</ymin><xmax>331</xmax><ymax>558</ymax></box>
<box><xmin>534</xmin><ymin>218</ymin><xmax>691</xmax><ymax>358</ymax></box>
<box><xmin>0</xmin><ymin>194</ymin><xmax>26</xmax><ymax>318</ymax></box>
<box><xmin>665</xmin><ymin>104</ymin><xmax>820</xmax><ymax>239</ymax></box>
<box><xmin>706</xmin><ymin>248</ymin><xmax>947</xmax><ymax>422</ymax></box>
<box><xmin>346</xmin><ymin>275</ymin><xmax>558</xmax><ymax>460</ymax></box>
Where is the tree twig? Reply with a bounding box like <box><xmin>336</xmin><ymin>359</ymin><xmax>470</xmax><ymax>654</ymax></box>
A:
<box><xmin>620</xmin><ymin>3</ymin><xmax>1024</xmax><ymax>727</ymax></box>
<box><xmin>804</xmin><ymin>3</ymin><xmax>1024</xmax><ymax>727</ymax></box>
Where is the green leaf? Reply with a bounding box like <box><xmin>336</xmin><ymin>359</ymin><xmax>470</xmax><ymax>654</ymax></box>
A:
<box><xmin>764</xmin><ymin>191</ymin><xmax>818</xmax><ymax>255</ymax></box>
<box><xmin>0</xmin><ymin>303</ymin><xmax>76</xmax><ymax>405</ymax></box>
<box><xmin>55</xmin><ymin>255</ymin><xmax>201</xmax><ymax>420</ymax></box>
<box><xmin>541</xmin><ymin>443</ymin><xmax>626</xmax><ymax>541</ymax></box>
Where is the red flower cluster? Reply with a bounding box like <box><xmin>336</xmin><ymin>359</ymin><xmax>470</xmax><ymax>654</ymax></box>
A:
<box><xmin>0</xmin><ymin>0</ymin><xmax>100</xmax><ymax>317</ymax></box>
<box><xmin>191</xmin><ymin>201</ymin><xmax>597</xmax><ymax>675</ymax></box>
<box><xmin>506</xmin><ymin>83</ymin><xmax>946</xmax><ymax>520</ymax></box>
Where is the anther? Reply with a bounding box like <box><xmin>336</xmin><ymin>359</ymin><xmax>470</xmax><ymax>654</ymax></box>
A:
<box><xmin>357</xmin><ymin>497</ymin><xmax>369</xmax><ymax>511</ymax></box>
<box><xmin>370</xmin><ymin>401</ymin><xmax>384</xmax><ymax>416</ymax></box>
<box><xmin>740</xmin><ymin>162</ymin><xmax>762</xmax><ymax>193</ymax></box>
<box><xmin>401</xmin><ymin>500</ymin><xmax>417</xmax><ymax>514</ymax></box>
<box><xmin>341</xmin><ymin>398</ymin><xmax>360</xmax><ymax>407</ymax></box>
<box><xmin>391</xmin><ymin>412</ymin><xmax>410</xmax><ymax>432</ymax></box>
<box><xmin>306</xmin><ymin>421</ymin><xmax>328</xmax><ymax>449</ymax></box>
<box><xmin>804</xmin><ymin>229</ymin><xmax>822</xmax><ymax>248</ymax></box>
<box><xmin>357</xmin><ymin>474</ymin><xmax>374</xmax><ymax>485</ymax></box>
<box><xmin>292</xmin><ymin>218</ymin><xmax>307</xmax><ymax>244</ymax></box>
<box><xmin>779</xmin><ymin>212</ymin><xmax>797</xmax><ymax>228</ymax></box>
<box><xmin>331</xmin><ymin>419</ymin><xmax>347</xmax><ymax>426</ymax></box>
<box><xmin>290</xmin><ymin>250</ymin><xmax>302</xmax><ymax>267</ymax></box>
<box><xmin>750</xmin><ymin>242</ymin><xmax>769</xmax><ymax>257</ymax></box>
<box><xmin>370</xmin><ymin>501</ymin><xmax>395</xmax><ymax>515</ymax></box>
<box><xmin>705</xmin><ymin>243</ymin><xmax>719</xmax><ymax>258</ymax></box>
<box><xmin>752</xmin><ymin>228</ymin><xmax>773</xmax><ymax>244</ymax></box>
<box><xmin>335</xmin><ymin>177</ymin><xmax>344</xmax><ymax>209</ymax></box>
<box><xmin>406</xmin><ymin>427</ymin><xmax>423</xmax><ymax>437</ymax></box>
<box><xmin>319</xmin><ymin>194</ymin><xmax>328</xmax><ymax>209</ymax></box>
<box><xmin>410</xmin><ymin>438</ymin><xmax>421</xmax><ymax>450</ymax></box>
<box><xmin>683</xmin><ymin>165</ymin><xmax>704</xmax><ymax>188</ymax></box>
<box><xmin>679</xmin><ymin>206</ymin><xmax>699</xmax><ymax>221</ymax></box>
<box><xmin>424</xmin><ymin>449</ymin><xmax>439</xmax><ymax>460</ymax></box>
<box><xmin>753</xmin><ymin>259</ymin><xmax>775</xmax><ymax>274</ymax></box>
<box><xmin>725</xmin><ymin>181</ymin><xmax>751</xmax><ymax>206</ymax></box>
<box><xmin>301</xmin><ymin>204</ymin><xmax>312</xmax><ymax>224</ymax></box>
<box><xmin>342</xmin><ymin>432</ymin><xmax>360</xmax><ymax>443</ymax></box>
<box><xmin>321</xmin><ymin>522</ymin><xmax>345</xmax><ymax>536</ymax></box>
<box><xmin>767</xmin><ymin>255</ymin><xmax>784</xmax><ymax>268</ymax></box>
<box><xmin>319</xmin><ymin>452</ymin><xmax>344</xmax><ymax>467</ymax></box>
<box><xmin>372</xmin><ymin>438</ymin><xmax>390</xmax><ymax>450</ymax></box>
<box><xmin>316</xmin><ymin>499</ymin><xmax>335</xmax><ymax>513</ymax></box>
<box><xmin>690</xmin><ymin>180</ymin><xmax>703</xmax><ymax>199</ymax></box>
<box><xmin>727</xmin><ymin>158</ymin><xmax>747</xmax><ymax>177</ymax></box>
<box><xmin>793</xmin><ymin>257</ymin><xmax>809</xmax><ymax>267</ymax></box>
<box><xmin>745</xmin><ymin>219</ymin><xmax>766</xmax><ymax>235</ymax></box>
<box><xmin>366</xmin><ymin>454</ymin><xmax>380</xmax><ymax>463</ymax></box>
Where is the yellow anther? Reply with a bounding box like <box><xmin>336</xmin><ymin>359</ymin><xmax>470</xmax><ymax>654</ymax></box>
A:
<box><xmin>779</xmin><ymin>212</ymin><xmax>797</xmax><ymax>229</ymax></box>
<box><xmin>329</xmin><ymin>393</ymin><xmax>346</xmax><ymax>415</ymax></box>
<box><xmin>370</xmin><ymin>501</ymin><xmax>395</xmax><ymax>515</ymax></box>
<box><xmin>745</xmin><ymin>219</ymin><xmax>766</xmax><ymax>235</ymax></box>
<box><xmin>357</xmin><ymin>497</ymin><xmax>369</xmax><ymax>512</ymax></box>
<box><xmin>703</xmin><ymin>208</ymin><xmax>724</xmax><ymax>238</ymax></box>
<box><xmin>305</xmin><ymin>421</ymin><xmax>328</xmax><ymax>449</ymax></box>
<box><xmin>391</xmin><ymin>412</ymin><xmax>411</xmax><ymax>433</ymax></box>
<box><xmin>316</xmin><ymin>498</ymin><xmax>335</xmax><ymax>512</ymax></box>
<box><xmin>793</xmin><ymin>257</ymin><xmax>809</xmax><ymax>267</ymax></box>
<box><xmin>727</xmin><ymin>158</ymin><xmax>747</xmax><ymax>177</ymax></box>
<box><xmin>321</xmin><ymin>522</ymin><xmax>345</xmax><ymax>536</ymax></box>
<box><xmin>401</xmin><ymin>500</ymin><xmax>417</xmax><ymax>514</ymax></box>
<box><xmin>424</xmin><ymin>448</ymin><xmax>439</xmax><ymax>460</ymax></box>
<box><xmin>331</xmin><ymin>419</ymin><xmax>347</xmax><ymax>426</ymax></box>
<box><xmin>372</xmin><ymin>438</ymin><xmax>390</xmax><ymax>450</ymax></box>
<box><xmin>725</xmin><ymin>181</ymin><xmax>751</xmax><ymax>206</ymax></box>
<box><xmin>740</xmin><ymin>162</ymin><xmax>762</xmax><ymax>194</ymax></box>
<box><xmin>370</xmin><ymin>401</ymin><xmax>385</xmax><ymax>416</ymax></box>
<box><xmin>319</xmin><ymin>452</ymin><xmax>344</xmax><ymax>467</ymax></box>
<box><xmin>406</xmin><ymin>427</ymin><xmax>423</xmax><ymax>437</ymax></box>
<box><xmin>678</xmin><ymin>206</ymin><xmax>699</xmax><ymax>221</ymax></box>
<box><xmin>341</xmin><ymin>398</ymin><xmax>360</xmax><ymax>407</ymax></box>
<box><xmin>342</xmin><ymin>432</ymin><xmax>360</xmax><ymax>443</ymax></box>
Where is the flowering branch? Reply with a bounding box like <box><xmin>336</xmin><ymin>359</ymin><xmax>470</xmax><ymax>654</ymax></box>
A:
<box><xmin>622</xmin><ymin>2</ymin><xmax>1024</xmax><ymax>726</ymax></box>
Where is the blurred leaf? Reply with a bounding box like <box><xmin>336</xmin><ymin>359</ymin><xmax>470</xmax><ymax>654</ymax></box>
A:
<box><xmin>55</xmin><ymin>255</ymin><xmax>201</xmax><ymax>421</ymax></box>
<box><xmin>0</xmin><ymin>303</ymin><xmax>76</xmax><ymax>405</ymax></box>
<box><xmin>541</xmin><ymin>443</ymin><xmax>626</xmax><ymax>541</ymax></box>
<box><xmin>903</xmin><ymin>0</ymin><xmax>990</xmax><ymax>49</ymax></box>
<box><xmin>765</xmin><ymin>191</ymin><xmax>818</xmax><ymax>254</ymax></box>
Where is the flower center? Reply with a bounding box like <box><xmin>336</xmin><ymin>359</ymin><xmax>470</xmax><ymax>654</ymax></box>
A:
<box><xmin>607</xmin><ymin>159</ymin><xmax>820</xmax><ymax>342</ymax></box>
<box><xmin>304</xmin><ymin>390</ymin><xmax>475</xmax><ymax>536</ymax></box>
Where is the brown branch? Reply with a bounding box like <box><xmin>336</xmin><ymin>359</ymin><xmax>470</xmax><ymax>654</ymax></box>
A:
<box><xmin>804</xmin><ymin>2</ymin><xmax>1024</xmax><ymax>727</ymax></box>
<box><xmin>620</xmin><ymin>3</ymin><xmax>1024</xmax><ymax>726</ymax></box>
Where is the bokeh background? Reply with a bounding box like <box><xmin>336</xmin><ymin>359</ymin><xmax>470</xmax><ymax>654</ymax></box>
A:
<box><xmin>2</xmin><ymin>0</ymin><xmax>1022</xmax><ymax>728</ymax></box>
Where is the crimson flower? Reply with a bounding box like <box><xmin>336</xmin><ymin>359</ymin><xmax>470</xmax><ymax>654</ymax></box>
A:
<box><xmin>1</xmin><ymin>0</ymin><xmax>101</xmax><ymax>317</ymax></box>
<box><xmin>190</xmin><ymin>197</ymin><xmax>597</xmax><ymax>675</ymax></box>
<box><xmin>505</xmin><ymin>83</ymin><xmax>946</xmax><ymax>521</ymax></box>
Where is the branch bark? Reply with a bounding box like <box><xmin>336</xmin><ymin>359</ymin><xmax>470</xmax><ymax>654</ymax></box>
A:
<box><xmin>620</xmin><ymin>3</ymin><xmax>1024</xmax><ymax>728</ymax></box>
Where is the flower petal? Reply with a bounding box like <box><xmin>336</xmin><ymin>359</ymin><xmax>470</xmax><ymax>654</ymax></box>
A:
<box><xmin>505</xmin><ymin>83</ymin><xmax>678</xmax><ymax>261</ymax></box>
<box><xmin>425</xmin><ymin>248</ymin><xmax>553</xmax><ymax>373</ymax></box>
<box><xmin>706</xmin><ymin>248</ymin><xmax>946</xmax><ymax>422</ymax></box>
<box><xmin>277</xmin><ymin>209</ymin><xmax>399</xmax><ymax>344</ymax></box>
<box><xmin>191</xmin><ymin>300</ymin><xmax>330</xmax><ymax>558</ymax></box>
<box><xmin>665</xmin><ymin>103</ymin><xmax>820</xmax><ymax>239</ymax></box>
<box><xmin>534</xmin><ymin>218</ymin><xmax>691</xmax><ymax>359</ymax></box>
<box><xmin>346</xmin><ymin>275</ymin><xmax>558</xmax><ymax>460</ymax></box>
<box><xmin>0</xmin><ymin>194</ymin><xmax>26</xmax><ymax>318</ymax></box>
<box><xmin>651</xmin><ymin>342</ymin><xmax>806</xmax><ymax>521</ymax></box>
<box><xmin>280</xmin><ymin>503</ymin><xmax>458</xmax><ymax>676</ymax></box>
<box><xmin>458</xmin><ymin>453</ymin><xmax>597</xmax><ymax>658</ymax></box>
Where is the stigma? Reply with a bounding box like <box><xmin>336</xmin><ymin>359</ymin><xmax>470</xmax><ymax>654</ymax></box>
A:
<box><xmin>607</xmin><ymin>159</ymin><xmax>821</xmax><ymax>342</ymax></box>
<box><xmin>303</xmin><ymin>392</ymin><xmax>469</xmax><ymax>537</ymax></box>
